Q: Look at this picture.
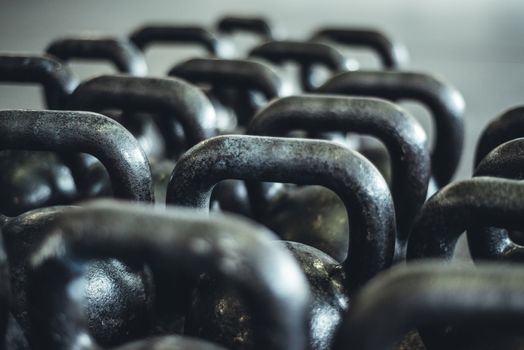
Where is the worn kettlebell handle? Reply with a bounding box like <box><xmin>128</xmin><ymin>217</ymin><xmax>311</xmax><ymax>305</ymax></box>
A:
<box><xmin>468</xmin><ymin>138</ymin><xmax>524</xmax><ymax>261</ymax></box>
<box><xmin>166</xmin><ymin>135</ymin><xmax>395</xmax><ymax>287</ymax></box>
<box><xmin>46</xmin><ymin>36</ymin><xmax>147</xmax><ymax>76</ymax></box>
<box><xmin>217</xmin><ymin>16</ymin><xmax>275</xmax><ymax>40</ymax></box>
<box><xmin>249</xmin><ymin>40</ymin><xmax>353</xmax><ymax>92</ymax></box>
<box><xmin>247</xmin><ymin>95</ymin><xmax>430</xmax><ymax>254</ymax></box>
<box><xmin>68</xmin><ymin>75</ymin><xmax>216</xmax><ymax>152</ymax></box>
<box><xmin>0</xmin><ymin>110</ymin><xmax>153</xmax><ymax>202</ymax></box>
<box><xmin>474</xmin><ymin>106</ymin><xmax>524</xmax><ymax>167</ymax></box>
<box><xmin>407</xmin><ymin>177</ymin><xmax>524</xmax><ymax>260</ymax></box>
<box><xmin>333</xmin><ymin>262</ymin><xmax>524</xmax><ymax>350</ymax></box>
<box><xmin>310</xmin><ymin>28</ymin><xmax>408</xmax><ymax>69</ymax></box>
<box><xmin>28</xmin><ymin>200</ymin><xmax>310</xmax><ymax>350</ymax></box>
<box><xmin>129</xmin><ymin>25</ymin><xmax>226</xmax><ymax>57</ymax></box>
<box><xmin>317</xmin><ymin>70</ymin><xmax>465</xmax><ymax>188</ymax></box>
<box><xmin>168</xmin><ymin>58</ymin><xmax>286</xmax><ymax>101</ymax></box>
<box><xmin>0</xmin><ymin>54</ymin><xmax>78</xmax><ymax>109</ymax></box>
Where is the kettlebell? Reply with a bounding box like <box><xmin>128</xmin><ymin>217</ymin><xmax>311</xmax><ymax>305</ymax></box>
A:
<box><xmin>0</xmin><ymin>110</ymin><xmax>154</xmax><ymax>346</ymax></box>
<box><xmin>130</xmin><ymin>24</ymin><xmax>228</xmax><ymax>58</ymax></box>
<box><xmin>468</xmin><ymin>138</ymin><xmax>524</xmax><ymax>261</ymax></box>
<box><xmin>46</xmin><ymin>35</ymin><xmax>147</xmax><ymax>76</ymax></box>
<box><xmin>317</xmin><ymin>70</ymin><xmax>465</xmax><ymax>190</ymax></box>
<box><xmin>247</xmin><ymin>95</ymin><xmax>430</xmax><ymax>261</ymax></box>
<box><xmin>217</xmin><ymin>16</ymin><xmax>275</xmax><ymax>42</ymax></box>
<box><xmin>166</xmin><ymin>135</ymin><xmax>395</xmax><ymax>350</ymax></box>
<box><xmin>334</xmin><ymin>262</ymin><xmax>524</xmax><ymax>350</ymax></box>
<box><xmin>249</xmin><ymin>40</ymin><xmax>355</xmax><ymax>92</ymax></box>
<box><xmin>27</xmin><ymin>199</ymin><xmax>310</xmax><ymax>350</ymax></box>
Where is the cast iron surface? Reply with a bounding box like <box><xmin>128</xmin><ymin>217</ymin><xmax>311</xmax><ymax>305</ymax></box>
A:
<box><xmin>0</xmin><ymin>235</ymin><xmax>9</xmax><ymax>350</ymax></box>
<box><xmin>248</xmin><ymin>95</ymin><xmax>430</xmax><ymax>259</ymax></box>
<box><xmin>0</xmin><ymin>54</ymin><xmax>77</xmax><ymax>109</ymax></box>
<box><xmin>310</xmin><ymin>27</ymin><xmax>408</xmax><ymax>69</ymax></box>
<box><xmin>334</xmin><ymin>262</ymin><xmax>524</xmax><ymax>350</ymax></box>
<box><xmin>407</xmin><ymin>177</ymin><xmax>524</xmax><ymax>260</ymax></box>
<box><xmin>317</xmin><ymin>70</ymin><xmax>465</xmax><ymax>188</ymax></box>
<box><xmin>129</xmin><ymin>25</ymin><xmax>225</xmax><ymax>57</ymax></box>
<box><xmin>114</xmin><ymin>336</ymin><xmax>228</xmax><ymax>350</ymax></box>
<box><xmin>27</xmin><ymin>200</ymin><xmax>310</xmax><ymax>350</ymax></box>
<box><xmin>474</xmin><ymin>106</ymin><xmax>524</xmax><ymax>167</ymax></box>
<box><xmin>167</xmin><ymin>135</ymin><xmax>395</xmax><ymax>349</ymax></box>
<box><xmin>217</xmin><ymin>16</ymin><xmax>274</xmax><ymax>40</ymax></box>
<box><xmin>468</xmin><ymin>138</ymin><xmax>524</xmax><ymax>261</ymax></box>
<box><xmin>46</xmin><ymin>35</ymin><xmax>147</xmax><ymax>76</ymax></box>
<box><xmin>0</xmin><ymin>110</ymin><xmax>153</xmax><ymax>202</ymax></box>
<box><xmin>249</xmin><ymin>40</ymin><xmax>353</xmax><ymax>92</ymax></box>
<box><xmin>69</xmin><ymin>74</ymin><xmax>216</xmax><ymax>159</ymax></box>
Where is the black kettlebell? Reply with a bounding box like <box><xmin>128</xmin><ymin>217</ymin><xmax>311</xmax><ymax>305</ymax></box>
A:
<box><xmin>468</xmin><ymin>138</ymin><xmax>524</xmax><ymax>261</ymax></box>
<box><xmin>334</xmin><ymin>261</ymin><xmax>524</xmax><ymax>350</ymax></box>
<box><xmin>166</xmin><ymin>135</ymin><xmax>395</xmax><ymax>350</ymax></box>
<box><xmin>168</xmin><ymin>57</ymin><xmax>286</xmax><ymax>127</ymax></box>
<box><xmin>0</xmin><ymin>54</ymin><xmax>78</xmax><ymax>109</ymax></box>
<box><xmin>317</xmin><ymin>70</ymin><xmax>465</xmax><ymax>190</ymax></box>
<box><xmin>247</xmin><ymin>95</ymin><xmax>430</xmax><ymax>261</ymax></box>
<box><xmin>46</xmin><ymin>35</ymin><xmax>147</xmax><ymax>76</ymax></box>
<box><xmin>69</xmin><ymin>74</ymin><xmax>216</xmax><ymax>201</ymax></box>
<box><xmin>130</xmin><ymin>24</ymin><xmax>229</xmax><ymax>58</ymax></box>
<box><xmin>249</xmin><ymin>40</ymin><xmax>355</xmax><ymax>92</ymax></box>
<box><xmin>0</xmin><ymin>110</ymin><xmax>154</xmax><ymax>346</ymax></box>
<box><xmin>217</xmin><ymin>16</ymin><xmax>275</xmax><ymax>42</ymax></box>
<box><xmin>27</xmin><ymin>199</ymin><xmax>311</xmax><ymax>350</ymax></box>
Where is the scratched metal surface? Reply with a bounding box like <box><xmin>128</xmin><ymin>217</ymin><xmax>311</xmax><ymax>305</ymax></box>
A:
<box><xmin>0</xmin><ymin>0</ymin><xmax>523</xmax><ymax>181</ymax></box>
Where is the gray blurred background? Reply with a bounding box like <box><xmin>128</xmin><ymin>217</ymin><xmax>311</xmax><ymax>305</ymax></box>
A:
<box><xmin>1</xmin><ymin>0</ymin><xmax>523</xmax><ymax>180</ymax></box>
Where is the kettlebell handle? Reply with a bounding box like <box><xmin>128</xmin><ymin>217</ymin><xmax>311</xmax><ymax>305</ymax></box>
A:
<box><xmin>46</xmin><ymin>36</ymin><xmax>147</xmax><ymax>76</ymax></box>
<box><xmin>0</xmin><ymin>54</ymin><xmax>77</xmax><ymax>109</ymax></box>
<box><xmin>310</xmin><ymin>28</ymin><xmax>408</xmax><ymax>69</ymax></box>
<box><xmin>168</xmin><ymin>58</ymin><xmax>285</xmax><ymax>101</ymax></box>
<box><xmin>166</xmin><ymin>135</ymin><xmax>395</xmax><ymax>287</ymax></box>
<box><xmin>0</xmin><ymin>110</ymin><xmax>153</xmax><ymax>202</ymax></box>
<box><xmin>27</xmin><ymin>200</ymin><xmax>310</xmax><ymax>350</ymax></box>
<box><xmin>217</xmin><ymin>16</ymin><xmax>275</xmax><ymax>40</ymax></box>
<box><xmin>407</xmin><ymin>177</ymin><xmax>524</xmax><ymax>260</ymax></box>
<box><xmin>68</xmin><ymin>75</ymin><xmax>216</xmax><ymax>152</ymax></box>
<box><xmin>247</xmin><ymin>95</ymin><xmax>430</xmax><ymax>255</ymax></box>
<box><xmin>317</xmin><ymin>70</ymin><xmax>465</xmax><ymax>188</ymax></box>
<box><xmin>129</xmin><ymin>25</ymin><xmax>225</xmax><ymax>57</ymax></box>
<box><xmin>333</xmin><ymin>262</ymin><xmax>524</xmax><ymax>350</ymax></box>
<box><xmin>249</xmin><ymin>40</ymin><xmax>353</xmax><ymax>92</ymax></box>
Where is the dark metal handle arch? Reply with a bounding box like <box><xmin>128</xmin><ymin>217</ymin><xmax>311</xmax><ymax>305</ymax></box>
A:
<box><xmin>0</xmin><ymin>110</ymin><xmax>153</xmax><ymax>202</ymax></box>
<box><xmin>68</xmin><ymin>75</ymin><xmax>216</xmax><ymax>150</ymax></box>
<box><xmin>217</xmin><ymin>16</ymin><xmax>274</xmax><ymax>40</ymax></box>
<box><xmin>247</xmin><ymin>95</ymin><xmax>430</xmax><ymax>253</ymax></box>
<box><xmin>28</xmin><ymin>200</ymin><xmax>310</xmax><ymax>350</ymax></box>
<box><xmin>46</xmin><ymin>36</ymin><xmax>147</xmax><ymax>76</ymax></box>
<box><xmin>129</xmin><ymin>25</ymin><xmax>224</xmax><ymax>57</ymax></box>
<box><xmin>407</xmin><ymin>177</ymin><xmax>524</xmax><ymax>260</ymax></box>
<box><xmin>249</xmin><ymin>40</ymin><xmax>352</xmax><ymax>92</ymax></box>
<box><xmin>474</xmin><ymin>106</ymin><xmax>524</xmax><ymax>167</ymax></box>
<box><xmin>469</xmin><ymin>138</ymin><xmax>524</xmax><ymax>262</ymax></box>
<box><xmin>0</xmin><ymin>54</ymin><xmax>77</xmax><ymax>109</ymax></box>
<box><xmin>168</xmin><ymin>58</ymin><xmax>285</xmax><ymax>100</ymax></box>
<box><xmin>317</xmin><ymin>70</ymin><xmax>465</xmax><ymax>188</ymax></box>
<box><xmin>333</xmin><ymin>262</ymin><xmax>524</xmax><ymax>350</ymax></box>
<box><xmin>166</xmin><ymin>135</ymin><xmax>395</xmax><ymax>287</ymax></box>
<box><xmin>310</xmin><ymin>28</ymin><xmax>408</xmax><ymax>69</ymax></box>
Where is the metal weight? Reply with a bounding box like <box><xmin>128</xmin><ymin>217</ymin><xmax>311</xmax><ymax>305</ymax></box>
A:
<box><xmin>217</xmin><ymin>16</ymin><xmax>275</xmax><ymax>41</ymax></box>
<box><xmin>27</xmin><ymin>200</ymin><xmax>310</xmax><ymax>350</ymax></box>
<box><xmin>333</xmin><ymin>262</ymin><xmax>524</xmax><ymax>350</ymax></box>
<box><xmin>249</xmin><ymin>40</ymin><xmax>354</xmax><ymax>92</ymax></box>
<box><xmin>248</xmin><ymin>95</ymin><xmax>430</xmax><ymax>260</ymax></box>
<box><xmin>130</xmin><ymin>25</ymin><xmax>227</xmax><ymax>57</ymax></box>
<box><xmin>0</xmin><ymin>54</ymin><xmax>77</xmax><ymax>109</ymax></box>
<box><xmin>317</xmin><ymin>70</ymin><xmax>465</xmax><ymax>188</ymax></box>
<box><xmin>167</xmin><ymin>135</ymin><xmax>395</xmax><ymax>349</ymax></box>
<box><xmin>46</xmin><ymin>35</ymin><xmax>147</xmax><ymax>76</ymax></box>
